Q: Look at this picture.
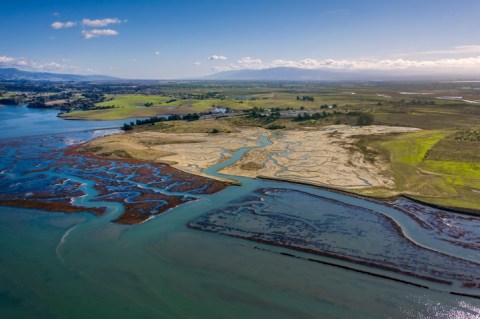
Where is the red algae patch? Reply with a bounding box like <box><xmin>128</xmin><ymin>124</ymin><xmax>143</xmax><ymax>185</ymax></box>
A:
<box><xmin>0</xmin><ymin>131</ymin><xmax>229</xmax><ymax>225</ymax></box>
<box><xmin>0</xmin><ymin>199</ymin><xmax>106</xmax><ymax>215</ymax></box>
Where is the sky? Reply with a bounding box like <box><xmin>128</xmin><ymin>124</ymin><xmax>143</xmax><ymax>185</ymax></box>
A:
<box><xmin>1</xmin><ymin>0</ymin><xmax>480</xmax><ymax>79</ymax></box>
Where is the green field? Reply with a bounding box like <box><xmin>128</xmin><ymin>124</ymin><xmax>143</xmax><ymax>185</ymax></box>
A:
<box><xmin>96</xmin><ymin>94</ymin><xmax>172</xmax><ymax>107</ymax></box>
<box><xmin>357</xmin><ymin>130</ymin><xmax>480</xmax><ymax>211</ymax></box>
<box><xmin>61</xmin><ymin>95</ymin><xmax>256</xmax><ymax>119</ymax></box>
<box><xmin>59</xmin><ymin>82</ymin><xmax>480</xmax><ymax>124</ymax></box>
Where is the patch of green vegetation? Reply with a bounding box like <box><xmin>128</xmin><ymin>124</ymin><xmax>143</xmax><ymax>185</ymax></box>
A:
<box><xmin>266</xmin><ymin>124</ymin><xmax>286</xmax><ymax>130</ymax></box>
<box><xmin>60</xmin><ymin>106</ymin><xmax>168</xmax><ymax>120</ymax></box>
<box><xmin>357</xmin><ymin>130</ymin><xmax>480</xmax><ymax>212</ymax></box>
<box><xmin>98</xmin><ymin>149</ymin><xmax>132</xmax><ymax>158</ymax></box>
<box><xmin>453</xmin><ymin>129</ymin><xmax>480</xmax><ymax>141</ymax></box>
<box><xmin>421</xmin><ymin>160</ymin><xmax>480</xmax><ymax>184</ymax></box>
<box><xmin>425</xmin><ymin>139</ymin><xmax>480</xmax><ymax>162</ymax></box>
<box><xmin>96</xmin><ymin>94</ymin><xmax>171</xmax><ymax>108</ymax></box>
<box><xmin>142</xmin><ymin>119</ymin><xmax>237</xmax><ymax>134</ymax></box>
<box><xmin>356</xmin><ymin>113</ymin><xmax>374</xmax><ymax>126</ymax></box>
<box><xmin>382</xmin><ymin>130</ymin><xmax>447</xmax><ymax>164</ymax></box>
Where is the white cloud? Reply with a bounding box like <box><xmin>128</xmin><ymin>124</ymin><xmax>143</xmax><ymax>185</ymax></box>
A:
<box><xmin>268</xmin><ymin>56</ymin><xmax>480</xmax><ymax>71</ymax></box>
<box><xmin>270</xmin><ymin>59</ymin><xmax>299</xmax><ymax>68</ymax></box>
<box><xmin>0</xmin><ymin>55</ymin><xmax>90</xmax><ymax>73</ymax></box>
<box><xmin>212</xmin><ymin>64</ymin><xmax>242</xmax><ymax>72</ymax></box>
<box><xmin>193</xmin><ymin>62</ymin><xmax>201</xmax><ymax>66</ymax></box>
<box><xmin>51</xmin><ymin>21</ymin><xmax>76</xmax><ymax>29</ymax></box>
<box><xmin>0</xmin><ymin>56</ymin><xmax>15</xmax><ymax>64</ymax></box>
<box><xmin>82</xmin><ymin>29</ymin><xmax>119</xmax><ymax>39</ymax></box>
<box><xmin>453</xmin><ymin>45</ymin><xmax>480</xmax><ymax>54</ymax></box>
<box><xmin>237</xmin><ymin>56</ymin><xmax>263</xmax><ymax>68</ymax></box>
<box><xmin>208</xmin><ymin>55</ymin><xmax>227</xmax><ymax>60</ymax></box>
<box><xmin>82</xmin><ymin>18</ymin><xmax>122</xmax><ymax>27</ymax></box>
<box><xmin>129</xmin><ymin>59</ymin><xmax>137</xmax><ymax>63</ymax></box>
<box><xmin>109</xmin><ymin>66</ymin><xmax>120</xmax><ymax>70</ymax></box>
<box><xmin>209</xmin><ymin>55</ymin><xmax>480</xmax><ymax>73</ymax></box>
<box><xmin>401</xmin><ymin>45</ymin><xmax>480</xmax><ymax>57</ymax></box>
<box><xmin>153</xmin><ymin>51</ymin><xmax>160</xmax><ymax>56</ymax></box>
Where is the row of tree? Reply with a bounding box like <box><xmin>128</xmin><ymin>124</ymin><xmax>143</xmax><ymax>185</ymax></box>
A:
<box><xmin>122</xmin><ymin>113</ymin><xmax>201</xmax><ymax>130</ymax></box>
<box><xmin>293</xmin><ymin>111</ymin><xmax>374</xmax><ymax>126</ymax></box>
<box><xmin>292</xmin><ymin>111</ymin><xmax>332</xmax><ymax>121</ymax></box>
<box><xmin>296</xmin><ymin>95</ymin><xmax>315</xmax><ymax>101</ymax></box>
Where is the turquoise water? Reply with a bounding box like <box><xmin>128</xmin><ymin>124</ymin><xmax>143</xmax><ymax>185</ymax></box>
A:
<box><xmin>1</xmin><ymin>106</ymin><xmax>480</xmax><ymax>318</ymax></box>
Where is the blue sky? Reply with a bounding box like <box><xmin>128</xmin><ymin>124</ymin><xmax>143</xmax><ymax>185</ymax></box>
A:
<box><xmin>1</xmin><ymin>0</ymin><xmax>480</xmax><ymax>79</ymax></box>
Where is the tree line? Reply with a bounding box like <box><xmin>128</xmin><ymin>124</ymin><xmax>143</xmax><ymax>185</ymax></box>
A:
<box><xmin>122</xmin><ymin>113</ymin><xmax>200</xmax><ymax>130</ymax></box>
<box><xmin>296</xmin><ymin>95</ymin><xmax>315</xmax><ymax>101</ymax></box>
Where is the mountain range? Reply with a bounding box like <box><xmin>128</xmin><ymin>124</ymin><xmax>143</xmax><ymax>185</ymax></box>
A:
<box><xmin>0</xmin><ymin>68</ymin><xmax>118</xmax><ymax>81</ymax></box>
<box><xmin>205</xmin><ymin>67</ymin><xmax>479</xmax><ymax>81</ymax></box>
<box><xmin>1</xmin><ymin>67</ymin><xmax>478</xmax><ymax>82</ymax></box>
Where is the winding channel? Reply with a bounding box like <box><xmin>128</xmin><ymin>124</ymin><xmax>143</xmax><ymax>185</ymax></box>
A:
<box><xmin>203</xmin><ymin>132</ymin><xmax>480</xmax><ymax>265</ymax></box>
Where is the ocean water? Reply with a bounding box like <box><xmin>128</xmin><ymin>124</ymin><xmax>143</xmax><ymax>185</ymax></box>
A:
<box><xmin>0</xmin><ymin>105</ymin><xmax>479</xmax><ymax>318</ymax></box>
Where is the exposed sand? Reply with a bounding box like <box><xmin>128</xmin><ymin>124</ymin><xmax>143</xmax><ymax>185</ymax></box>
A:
<box><xmin>82</xmin><ymin>128</ymin><xmax>263</xmax><ymax>181</ymax></box>
<box><xmin>85</xmin><ymin>125</ymin><xmax>420</xmax><ymax>189</ymax></box>
<box><xmin>220</xmin><ymin>125</ymin><xmax>420</xmax><ymax>189</ymax></box>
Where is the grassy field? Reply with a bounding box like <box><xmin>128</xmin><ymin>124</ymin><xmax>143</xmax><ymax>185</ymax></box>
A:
<box><xmin>96</xmin><ymin>94</ymin><xmax>172</xmax><ymax>107</ymax></box>
<box><xmin>137</xmin><ymin>118</ymin><xmax>239</xmax><ymax>133</ymax></box>
<box><xmin>356</xmin><ymin>130</ymin><xmax>480</xmax><ymax>211</ymax></box>
<box><xmin>61</xmin><ymin>95</ymin><xmax>255</xmax><ymax>119</ymax></box>
<box><xmin>60</xmin><ymin>107</ymin><xmax>170</xmax><ymax>120</ymax></box>
<box><xmin>59</xmin><ymin>82</ymin><xmax>480</xmax><ymax>123</ymax></box>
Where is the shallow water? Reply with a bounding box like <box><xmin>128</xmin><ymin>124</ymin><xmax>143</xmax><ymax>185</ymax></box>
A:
<box><xmin>0</xmin><ymin>104</ymin><xmax>142</xmax><ymax>139</ymax></box>
<box><xmin>1</xmin><ymin>106</ymin><xmax>480</xmax><ymax>318</ymax></box>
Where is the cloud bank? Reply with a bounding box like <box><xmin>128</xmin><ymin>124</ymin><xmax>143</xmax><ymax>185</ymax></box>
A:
<box><xmin>211</xmin><ymin>54</ymin><xmax>480</xmax><ymax>73</ymax></box>
<box><xmin>268</xmin><ymin>56</ymin><xmax>480</xmax><ymax>70</ymax></box>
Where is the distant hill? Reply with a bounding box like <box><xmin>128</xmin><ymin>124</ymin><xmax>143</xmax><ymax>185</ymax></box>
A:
<box><xmin>205</xmin><ymin>67</ymin><xmax>478</xmax><ymax>81</ymax></box>
<box><xmin>0</xmin><ymin>68</ymin><xmax>119</xmax><ymax>82</ymax></box>
<box><xmin>205</xmin><ymin>67</ymin><xmax>358</xmax><ymax>81</ymax></box>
